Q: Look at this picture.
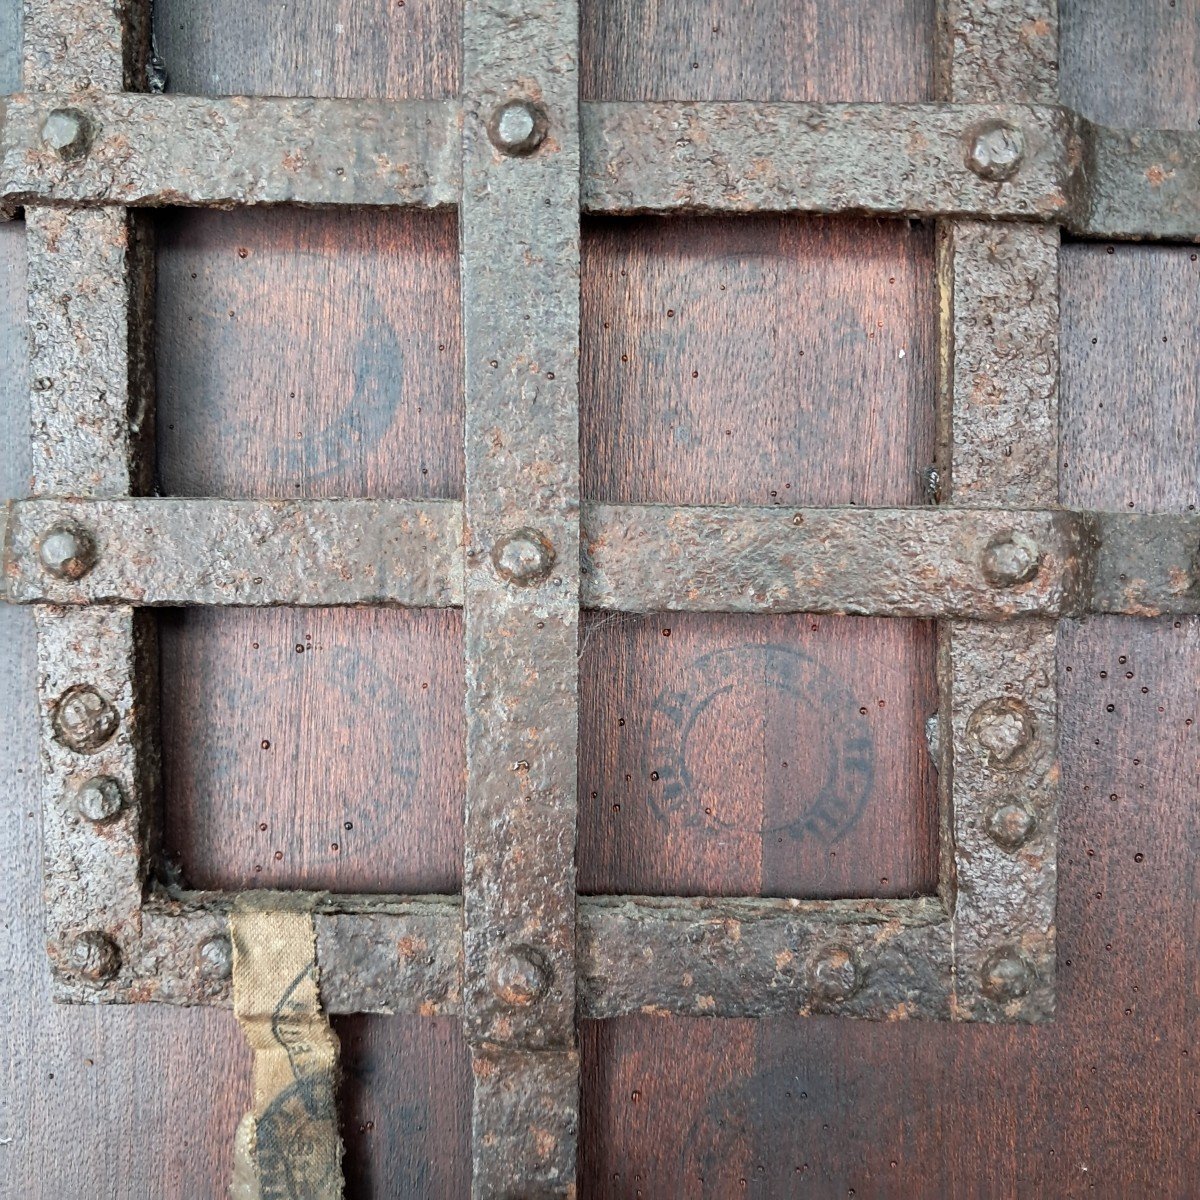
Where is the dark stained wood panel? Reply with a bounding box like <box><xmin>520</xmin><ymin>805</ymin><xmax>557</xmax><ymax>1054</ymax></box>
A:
<box><xmin>1060</xmin><ymin>244</ymin><xmax>1200</xmax><ymax>514</ymax></box>
<box><xmin>582</xmin><ymin>215</ymin><xmax>935</xmax><ymax>508</ymax></box>
<box><xmin>579</xmin><ymin>612</ymin><xmax>939</xmax><ymax>899</ymax></box>
<box><xmin>160</xmin><ymin>606</ymin><xmax>464</xmax><ymax>893</ymax></box>
<box><xmin>156</xmin><ymin>207</ymin><xmax>462</xmax><ymax>501</ymax></box>
<box><xmin>581</xmin><ymin>0</ymin><xmax>933</xmax><ymax>103</ymax></box>
<box><xmin>581</xmin><ymin>615</ymin><xmax>1200</xmax><ymax>1197</ymax></box>
<box><xmin>1061</xmin><ymin>0</ymin><xmax>1200</xmax><ymax>127</ymax></box>
<box><xmin>336</xmin><ymin>1016</ymin><xmax>472</xmax><ymax>1199</ymax></box>
<box><xmin>155</xmin><ymin>0</ymin><xmax>460</xmax><ymax>99</ymax></box>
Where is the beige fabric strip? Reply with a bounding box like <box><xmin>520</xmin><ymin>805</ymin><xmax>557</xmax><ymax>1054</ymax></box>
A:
<box><xmin>229</xmin><ymin>896</ymin><xmax>343</xmax><ymax>1200</ymax></box>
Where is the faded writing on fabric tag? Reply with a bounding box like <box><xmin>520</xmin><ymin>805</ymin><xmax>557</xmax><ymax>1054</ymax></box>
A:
<box><xmin>229</xmin><ymin>896</ymin><xmax>343</xmax><ymax>1200</ymax></box>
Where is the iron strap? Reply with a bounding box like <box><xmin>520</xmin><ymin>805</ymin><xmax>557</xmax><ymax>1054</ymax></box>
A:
<box><xmin>3</xmin><ymin>93</ymin><xmax>1200</xmax><ymax>239</ymax></box>
<box><xmin>460</xmin><ymin>0</ymin><xmax>582</xmax><ymax>1192</ymax></box>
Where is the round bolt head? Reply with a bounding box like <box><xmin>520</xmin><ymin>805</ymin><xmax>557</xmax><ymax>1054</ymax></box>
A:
<box><xmin>492</xmin><ymin>528</ymin><xmax>555</xmax><ymax>586</ymax></box>
<box><xmin>67</xmin><ymin>930</ymin><xmax>121</xmax><ymax>982</ymax></box>
<box><xmin>41</xmin><ymin>107</ymin><xmax>93</xmax><ymax>158</ymax></box>
<box><xmin>488</xmin><ymin>99</ymin><xmax>547</xmax><ymax>155</ymax></box>
<box><xmin>986</xmin><ymin>801</ymin><xmax>1038</xmax><ymax>851</ymax></box>
<box><xmin>808</xmin><ymin>944</ymin><xmax>861</xmax><ymax>1004</ymax></box>
<box><xmin>981</xmin><ymin>531</ymin><xmax>1041</xmax><ymax>588</ymax></box>
<box><xmin>981</xmin><ymin>949</ymin><xmax>1032</xmax><ymax>1001</ymax></box>
<box><xmin>967</xmin><ymin>697</ymin><xmax>1036</xmax><ymax>769</ymax></box>
<box><xmin>198</xmin><ymin>934</ymin><xmax>233</xmax><ymax>981</ymax></box>
<box><xmin>490</xmin><ymin>945</ymin><xmax>551</xmax><ymax>1007</ymax></box>
<box><xmin>38</xmin><ymin>523</ymin><xmax>96</xmax><ymax>580</ymax></box>
<box><xmin>966</xmin><ymin>120</ymin><xmax>1025</xmax><ymax>182</ymax></box>
<box><xmin>75</xmin><ymin>775</ymin><xmax>125</xmax><ymax>823</ymax></box>
<box><xmin>53</xmin><ymin>685</ymin><xmax>120</xmax><ymax>754</ymax></box>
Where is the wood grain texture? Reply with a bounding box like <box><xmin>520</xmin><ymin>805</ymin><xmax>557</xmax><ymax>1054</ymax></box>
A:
<box><xmin>580</xmin><ymin>0</ymin><xmax>933</xmax><ymax>103</ymax></box>
<box><xmin>159</xmin><ymin>605</ymin><xmax>464</xmax><ymax>893</ymax></box>
<box><xmin>578</xmin><ymin>613</ymin><xmax>939</xmax><ymax>899</ymax></box>
<box><xmin>155</xmin><ymin>0</ymin><xmax>460</xmax><ymax>99</ymax></box>
<box><xmin>156</xmin><ymin>207</ymin><xmax>462</xmax><ymax>501</ymax></box>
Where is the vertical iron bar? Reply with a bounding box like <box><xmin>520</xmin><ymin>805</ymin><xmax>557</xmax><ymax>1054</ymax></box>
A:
<box><xmin>460</xmin><ymin>0</ymin><xmax>581</xmax><ymax>1193</ymax></box>
<box><xmin>24</xmin><ymin>1</ymin><xmax>157</xmax><ymax>1000</ymax></box>
<box><xmin>936</xmin><ymin>0</ymin><xmax>1061</xmax><ymax>1020</ymax></box>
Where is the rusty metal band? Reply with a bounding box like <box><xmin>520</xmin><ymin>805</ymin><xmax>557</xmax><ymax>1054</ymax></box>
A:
<box><xmin>8</xmin><ymin>497</ymin><xmax>1199</xmax><ymax>617</ymax></box>
<box><xmin>459</xmin><ymin>0</ymin><xmax>581</xmax><ymax>1192</ymax></box>
<box><xmin>77</xmin><ymin>891</ymin><xmax>954</xmax><ymax>1022</ymax></box>
<box><xmin>937</xmin><ymin>0</ymin><xmax>1060</xmax><ymax>1022</ymax></box>
<box><xmin>24</xmin><ymin>0</ymin><xmax>158</xmax><ymax>1003</ymax></box>
<box><xmin>1</xmin><ymin>95</ymin><xmax>461</xmax><ymax>210</ymax></box>
<box><xmin>3</xmin><ymin>94</ymin><xmax>1199</xmax><ymax>240</ymax></box>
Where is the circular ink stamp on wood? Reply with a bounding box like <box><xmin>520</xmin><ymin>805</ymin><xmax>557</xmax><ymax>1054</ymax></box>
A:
<box><xmin>648</xmin><ymin>643</ymin><xmax>876</xmax><ymax>844</ymax></box>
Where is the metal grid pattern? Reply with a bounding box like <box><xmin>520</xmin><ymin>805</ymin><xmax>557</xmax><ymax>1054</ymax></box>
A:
<box><xmin>4</xmin><ymin>0</ymin><xmax>1200</xmax><ymax>1193</ymax></box>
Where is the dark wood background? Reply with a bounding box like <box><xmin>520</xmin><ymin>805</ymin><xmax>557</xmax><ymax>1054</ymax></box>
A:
<box><xmin>1</xmin><ymin>1</ymin><xmax>1197</xmax><ymax>1196</ymax></box>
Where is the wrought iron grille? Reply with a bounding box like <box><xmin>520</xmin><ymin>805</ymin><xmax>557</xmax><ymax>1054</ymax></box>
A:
<box><xmin>3</xmin><ymin>0</ymin><xmax>1199</xmax><ymax>1193</ymax></box>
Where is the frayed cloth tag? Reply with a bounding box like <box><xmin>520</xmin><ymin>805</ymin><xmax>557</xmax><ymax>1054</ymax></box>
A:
<box><xmin>229</xmin><ymin>896</ymin><xmax>343</xmax><ymax>1200</ymax></box>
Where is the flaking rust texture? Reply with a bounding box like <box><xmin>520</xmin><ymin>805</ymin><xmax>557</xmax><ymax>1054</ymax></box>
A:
<box><xmin>460</xmin><ymin>0</ymin><xmax>582</xmax><ymax>1193</ymax></box>
<box><xmin>942</xmin><ymin>620</ymin><xmax>1059</xmax><ymax>1020</ymax></box>
<box><xmin>936</xmin><ymin>0</ymin><xmax>1059</xmax><ymax>107</ymax></box>
<box><xmin>8</xmin><ymin>498</ymin><xmax>1199</xmax><ymax>617</ymax></box>
<box><xmin>582</xmin><ymin>101</ymin><xmax>1074</xmax><ymax>217</ymax></box>
<box><xmin>35</xmin><ymin>605</ymin><xmax>158</xmax><ymax>999</ymax></box>
<box><xmin>5</xmin><ymin>497</ymin><xmax>465</xmax><ymax>608</ymax></box>
<box><xmin>1</xmin><ymin>95</ymin><xmax>462</xmax><ymax>210</ymax></box>
<box><xmin>938</xmin><ymin>0</ymin><xmax>1062</xmax><ymax>1024</ymax></box>
<box><xmin>579</xmin><ymin>897</ymin><xmax>952</xmax><ymax>1021</ymax></box>
<box><xmin>938</xmin><ymin>221</ymin><xmax>1060</xmax><ymax>508</ymax></box>
<box><xmin>583</xmin><ymin>504</ymin><xmax>1092</xmax><ymax>618</ymax></box>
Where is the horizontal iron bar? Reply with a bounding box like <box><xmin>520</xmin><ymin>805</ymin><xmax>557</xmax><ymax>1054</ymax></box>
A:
<box><xmin>1</xmin><ymin>95</ymin><xmax>1197</xmax><ymax>238</ymax></box>
<box><xmin>3</xmin><ymin>497</ymin><xmax>464</xmax><ymax>607</ymax></box>
<box><xmin>6</xmin><ymin>498</ymin><xmax>1196</xmax><ymax>617</ymax></box>
<box><xmin>1</xmin><ymin>95</ymin><xmax>462</xmax><ymax>209</ymax></box>
<box><xmin>58</xmin><ymin>891</ymin><xmax>954</xmax><ymax>1021</ymax></box>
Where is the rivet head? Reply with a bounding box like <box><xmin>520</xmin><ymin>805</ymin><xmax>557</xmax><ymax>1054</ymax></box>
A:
<box><xmin>492</xmin><ymin>528</ymin><xmax>555</xmax><ymax>585</ymax></box>
<box><xmin>67</xmin><ymin>931</ymin><xmax>121</xmax><ymax>982</ymax></box>
<box><xmin>981</xmin><ymin>531</ymin><xmax>1041</xmax><ymax>588</ymax></box>
<box><xmin>967</xmin><ymin>697</ymin><xmax>1036</xmax><ymax>769</ymax></box>
<box><xmin>38</xmin><ymin>523</ymin><xmax>96</xmax><ymax>580</ymax></box>
<box><xmin>198</xmin><ymin>934</ymin><xmax>233</xmax><ymax>981</ymax></box>
<box><xmin>808</xmin><ymin>944</ymin><xmax>861</xmax><ymax>1004</ymax></box>
<box><xmin>966</xmin><ymin>119</ymin><xmax>1025</xmax><ymax>182</ymax></box>
<box><xmin>53</xmin><ymin>685</ymin><xmax>120</xmax><ymax>753</ymax></box>
<box><xmin>986</xmin><ymin>801</ymin><xmax>1037</xmax><ymax>851</ymax></box>
<box><xmin>487</xmin><ymin>99</ymin><xmax>547</xmax><ymax>155</ymax></box>
<box><xmin>490</xmin><ymin>945</ymin><xmax>551</xmax><ymax>1007</ymax></box>
<box><xmin>41</xmin><ymin>107</ymin><xmax>93</xmax><ymax>158</ymax></box>
<box><xmin>75</xmin><ymin>775</ymin><xmax>124</xmax><ymax>823</ymax></box>
<box><xmin>981</xmin><ymin>949</ymin><xmax>1032</xmax><ymax>1001</ymax></box>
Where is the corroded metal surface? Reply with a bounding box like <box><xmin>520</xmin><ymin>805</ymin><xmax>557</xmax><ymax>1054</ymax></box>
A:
<box><xmin>1</xmin><ymin>94</ymin><xmax>461</xmax><ymax>209</ymax></box>
<box><xmin>1091</xmin><ymin>512</ymin><xmax>1200</xmax><ymax>616</ymax></box>
<box><xmin>460</xmin><ymin>0</ymin><xmax>581</xmax><ymax>1191</ymax></box>
<box><xmin>5</xmin><ymin>497</ymin><xmax>464</xmax><ymax>607</ymax></box>
<box><xmin>936</xmin><ymin>0</ymin><xmax>1059</xmax><ymax>107</ymax></box>
<box><xmin>472</xmin><ymin>1049</ymin><xmax>579</xmax><ymax>1197</ymax></box>
<box><xmin>35</xmin><ymin>606</ymin><xmax>157</xmax><ymax>999</ymax></box>
<box><xmin>1077</xmin><ymin>124</ymin><xmax>1200</xmax><ymax>243</ymax></box>
<box><xmin>937</xmin><ymin>0</ymin><xmax>1061</xmax><ymax>1024</ymax></box>
<box><xmin>3</xmin><ymin>95</ymin><xmax>1199</xmax><ymax>239</ymax></box>
<box><xmin>941</xmin><ymin>620</ymin><xmax>1058</xmax><ymax>1020</ymax></box>
<box><xmin>583</xmin><ymin>503</ymin><xmax>1093</xmax><ymax>617</ymax></box>
<box><xmin>579</xmin><ymin>896</ymin><xmax>952</xmax><ymax>1021</ymax></box>
<box><xmin>581</xmin><ymin>101</ymin><xmax>1076</xmax><ymax>218</ymax></box>
<box><xmin>10</xmin><ymin>498</ymin><xmax>1200</xmax><ymax>617</ymax></box>
<box><xmin>67</xmin><ymin>893</ymin><xmax>954</xmax><ymax>1023</ymax></box>
<box><xmin>24</xmin><ymin>0</ymin><xmax>159</xmax><ymax>1009</ymax></box>
<box><xmin>936</xmin><ymin>221</ymin><xmax>1060</xmax><ymax>507</ymax></box>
